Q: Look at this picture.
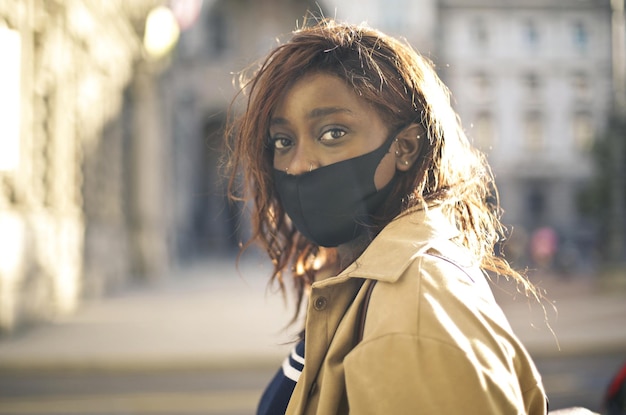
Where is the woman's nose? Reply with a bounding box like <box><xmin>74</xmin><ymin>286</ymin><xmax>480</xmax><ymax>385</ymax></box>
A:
<box><xmin>285</xmin><ymin>146</ymin><xmax>316</xmax><ymax>175</ymax></box>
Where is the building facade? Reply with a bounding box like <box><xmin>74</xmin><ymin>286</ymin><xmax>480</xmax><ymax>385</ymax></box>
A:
<box><xmin>438</xmin><ymin>0</ymin><xmax>612</xmax><ymax>270</ymax></box>
<box><xmin>0</xmin><ymin>0</ymin><xmax>166</xmax><ymax>332</ymax></box>
<box><xmin>164</xmin><ymin>0</ymin><xmax>322</xmax><ymax>260</ymax></box>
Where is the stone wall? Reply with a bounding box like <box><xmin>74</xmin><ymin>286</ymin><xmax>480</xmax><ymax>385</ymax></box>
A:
<box><xmin>0</xmin><ymin>0</ymin><xmax>161</xmax><ymax>332</ymax></box>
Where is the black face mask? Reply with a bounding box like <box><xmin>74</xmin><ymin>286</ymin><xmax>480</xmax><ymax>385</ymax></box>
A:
<box><xmin>273</xmin><ymin>134</ymin><xmax>397</xmax><ymax>247</ymax></box>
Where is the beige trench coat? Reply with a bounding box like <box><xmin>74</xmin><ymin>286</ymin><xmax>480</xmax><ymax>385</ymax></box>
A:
<box><xmin>285</xmin><ymin>207</ymin><xmax>547</xmax><ymax>415</ymax></box>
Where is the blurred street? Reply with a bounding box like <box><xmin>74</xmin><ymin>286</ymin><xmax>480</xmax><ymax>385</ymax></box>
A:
<box><xmin>0</xmin><ymin>258</ymin><xmax>624</xmax><ymax>414</ymax></box>
<box><xmin>0</xmin><ymin>257</ymin><xmax>292</xmax><ymax>415</ymax></box>
<box><xmin>0</xmin><ymin>367</ymin><xmax>272</xmax><ymax>415</ymax></box>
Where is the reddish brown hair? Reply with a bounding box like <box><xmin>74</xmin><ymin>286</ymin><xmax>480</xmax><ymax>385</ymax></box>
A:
<box><xmin>226</xmin><ymin>19</ymin><xmax>536</xmax><ymax>320</ymax></box>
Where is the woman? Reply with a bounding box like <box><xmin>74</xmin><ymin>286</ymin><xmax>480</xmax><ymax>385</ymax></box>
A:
<box><xmin>227</xmin><ymin>19</ymin><xmax>547</xmax><ymax>414</ymax></box>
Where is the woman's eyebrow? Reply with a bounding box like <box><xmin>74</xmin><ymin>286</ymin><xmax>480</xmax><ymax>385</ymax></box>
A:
<box><xmin>269</xmin><ymin>116</ymin><xmax>288</xmax><ymax>127</ymax></box>
<box><xmin>308</xmin><ymin>107</ymin><xmax>353</xmax><ymax>119</ymax></box>
<box><xmin>270</xmin><ymin>107</ymin><xmax>354</xmax><ymax>127</ymax></box>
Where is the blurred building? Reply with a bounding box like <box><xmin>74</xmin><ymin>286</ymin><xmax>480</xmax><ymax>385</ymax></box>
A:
<box><xmin>331</xmin><ymin>0</ymin><xmax>438</xmax><ymax>54</ymax></box>
<box><xmin>164</xmin><ymin>0</ymin><xmax>320</xmax><ymax>260</ymax></box>
<box><xmin>0</xmin><ymin>0</ymin><xmax>618</xmax><ymax>332</ymax></box>
<box><xmin>0</xmin><ymin>0</ymin><xmax>325</xmax><ymax>333</ymax></box>
<box><xmin>438</xmin><ymin>0</ymin><xmax>612</xmax><ymax>270</ymax></box>
<box><xmin>0</xmin><ymin>0</ymin><xmax>170</xmax><ymax>332</ymax></box>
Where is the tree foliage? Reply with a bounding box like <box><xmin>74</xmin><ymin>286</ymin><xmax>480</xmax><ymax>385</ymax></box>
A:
<box><xmin>578</xmin><ymin>115</ymin><xmax>626</xmax><ymax>261</ymax></box>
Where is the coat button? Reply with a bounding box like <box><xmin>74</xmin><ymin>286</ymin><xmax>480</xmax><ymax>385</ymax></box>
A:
<box><xmin>313</xmin><ymin>296</ymin><xmax>328</xmax><ymax>311</ymax></box>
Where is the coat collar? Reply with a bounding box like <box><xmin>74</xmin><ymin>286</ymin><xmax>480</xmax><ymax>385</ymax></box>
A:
<box><xmin>332</xmin><ymin>206</ymin><xmax>460</xmax><ymax>284</ymax></box>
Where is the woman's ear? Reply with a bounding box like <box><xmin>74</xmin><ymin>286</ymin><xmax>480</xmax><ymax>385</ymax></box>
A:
<box><xmin>393</xmin><ymin>123</ymin><xmax>423</xmax><ymax>171</ymax></box>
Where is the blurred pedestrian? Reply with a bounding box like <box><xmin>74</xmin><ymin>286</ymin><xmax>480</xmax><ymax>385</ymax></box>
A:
<box><xmin>227</xmin><ymin>19</ymin><xmax>547</xmax><ymax>414</ymax></box>
<box><xmin>530</xmin><ymin>226</ymin><xmax>559</xmax><ymax>270</ymax></box>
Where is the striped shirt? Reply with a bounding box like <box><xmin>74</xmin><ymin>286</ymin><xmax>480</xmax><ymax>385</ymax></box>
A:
<box><xmin>257</xmin><ymin>340</ymin><xmax>305</xmax><ymax>415</ymax></box>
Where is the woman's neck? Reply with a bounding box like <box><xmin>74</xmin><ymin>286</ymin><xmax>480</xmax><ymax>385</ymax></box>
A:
<box><xmin>313</xmin><ymin>231</ymin><xmax>374</xmax><ymax>283</ymax></box>
<box><xmin>335</xmin><ymin>232</ymin><xmax>372</xmax><ymax>272</ymax></box>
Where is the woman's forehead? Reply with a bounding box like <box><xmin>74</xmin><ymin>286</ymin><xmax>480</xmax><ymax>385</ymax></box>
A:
<box><xmin>270</xmin><ymin>72</ymin><xmax>376</xmax><ymax>121</ymax></box>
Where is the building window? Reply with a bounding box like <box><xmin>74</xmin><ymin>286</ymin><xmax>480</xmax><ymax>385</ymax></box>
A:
<box><xmin>571</xmin><ymin>72</ymin><xmax>589</xmax><ymax>101</ymax></box>
<box><xmin>522</xmin><ymin>72</ymin><xmax>541</xmax><ymax>101</ymax></box>
<box><xmin>572</xmin><ymin>112</ymin><xmax>594</xmax><ymax>152</ymax></box>
<box><xmin>522</xmin><ymin>19</ymin><xmax>540</xmax><ymax>51</ymax></box>
<box><xmin>527</xmin><ymin>184</ymin><xmax>547</xmax><ymax>222</ymax></box>
<box><xmin>524</xmin><ymin>72</ymin><xmax>540</xmax><ymax>90</ymax></box>
<box><xmin>206</xmin><ymin>6</ymin><xmax>228</xmax><ymax>56</ymax></box>
<box><xmin>470</xmin><ymin>17</ymin><xmax>489</xmax><ymax>49</ymax></box>
<box><xmin>572</xmin><ymin>20</ymin><xmax>588</xmax><ymax>53</ymax></box>
<box><xmin>474</xmin><ymin>111</ymin><xmax>495</xmax><ymax>150</ymax></box>
<box><xmin>472</xmin><ymin>72</ymin><xmax>491</xmax><ymax>101</ymax></box>
<box><xmin>524</xmin><ymin>111</ymin><xmax>543</xmax><ymax>152</ymax></box>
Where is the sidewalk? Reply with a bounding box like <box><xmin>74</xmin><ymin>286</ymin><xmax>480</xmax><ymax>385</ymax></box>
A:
<box><xmin>0</xmin><ymin>257</ymin><xmax>295</xmax><ymax>371</ymax></box>
<box><xmin>493</xmin><ymin>271</ymin><xmax>626</xmax><ymax>357</ymax></box>
<box><xmin>0</xmin><ymin>258</ymin><xmax>624</xmax><ymax>371</ymax></box>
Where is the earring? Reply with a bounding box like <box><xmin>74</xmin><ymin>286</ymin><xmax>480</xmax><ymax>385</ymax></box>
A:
<box><xmin>416</xmin><ymin>134</ymin><xmax>421</xmax><ymax>139</ymax></box>
<box><xmin>395</xmin><ymin>150</ymin><xmax>400</xmax><ymax>156</ymax></box>
<box><xmin>309</xmin><ymin>163</ymin><xmax>313</xmax><ymax>172</ymax></box>
<box><xmin>404</xmin><ymin>160</ymin><xmax>410</xmax><ymax>165</ymax></box>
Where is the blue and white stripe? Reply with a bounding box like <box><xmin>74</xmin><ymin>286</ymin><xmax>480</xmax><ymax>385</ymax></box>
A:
<box><xmin>257</xmin><ymin>340</ymin><xmax>305</xmax><ymax>415</ymax></box>
<box><xmin>282</xmin><ymin>341</ymin><xmax>305</xmax><ymax>382</ymax></box>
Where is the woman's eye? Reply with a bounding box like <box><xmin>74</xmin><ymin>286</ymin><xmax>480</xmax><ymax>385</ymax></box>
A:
<box><xmin>271</xmin><ymin>136</ymin><xmax>293</xmax><ymax>150</ymax></box>
<box><xmin>320</xmin><ymin>128</ymin><xmax>346</xmax><ymax>142</ymax></box>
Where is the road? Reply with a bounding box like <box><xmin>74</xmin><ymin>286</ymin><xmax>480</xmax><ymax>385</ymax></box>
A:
<box><xmin>0</xmin><ymin>365</ymin><xmax>275</xmax><ymax>415</ymax></box>
<box><xmin>0</xmin><ymin>261</ymin><xmax>622</xmax><ymax>414</ymax></box>
<box><xmin>0</xmin><ymin>352</ymin><xmax>624</xmax><ymax>414</ymax></box>
<box><xmin>535</xmin><ymin>351</ymin><xmax>626</xmax><ymax>412</ymax></box>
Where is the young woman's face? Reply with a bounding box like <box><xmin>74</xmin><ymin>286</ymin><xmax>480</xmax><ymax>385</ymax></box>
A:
<box><xmin>269</xmin><ymin>72</ymin><xmax>397</xmax><ymax>190</ymax></box>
